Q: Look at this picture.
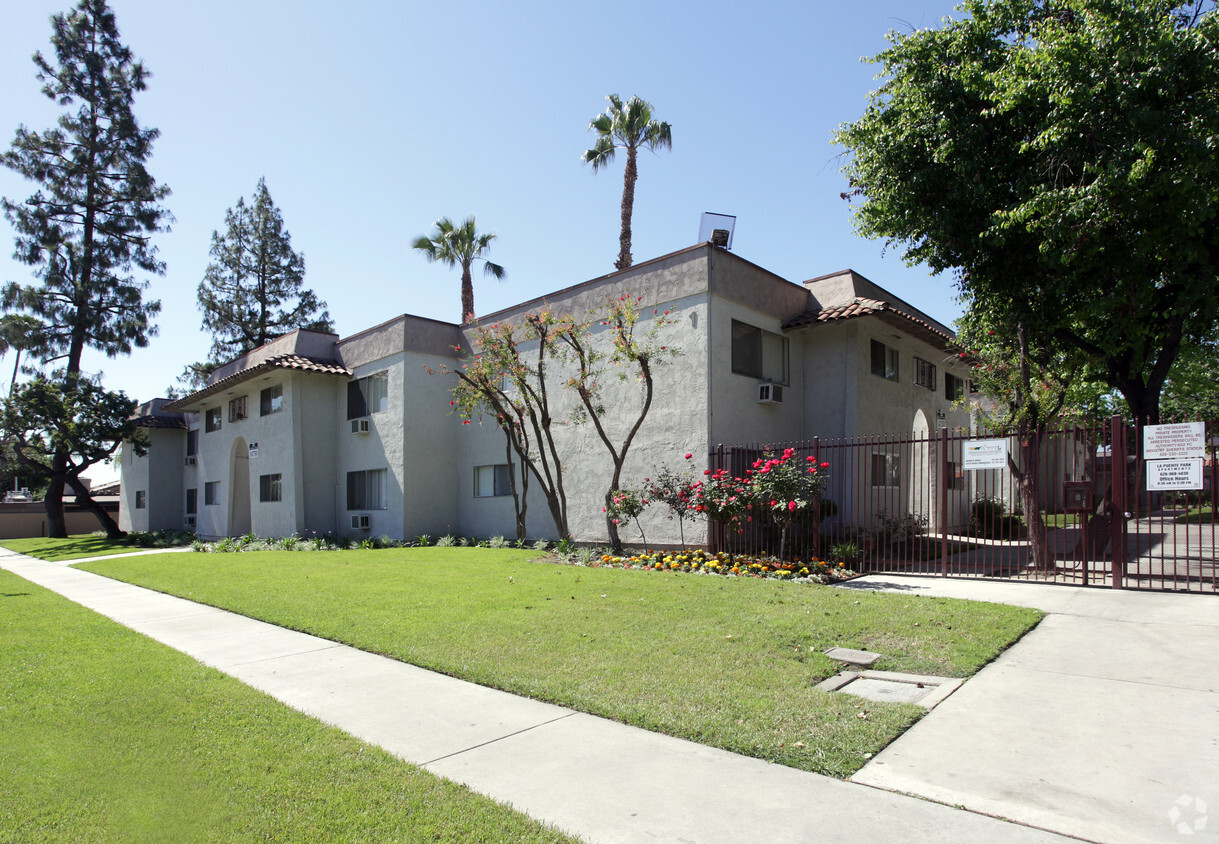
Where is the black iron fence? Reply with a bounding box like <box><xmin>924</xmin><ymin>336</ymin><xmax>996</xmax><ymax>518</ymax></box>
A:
<box><xmin>707</xmin><ymin>417</ymin><xmax>1217</xmax><ymax>593</ymax></box>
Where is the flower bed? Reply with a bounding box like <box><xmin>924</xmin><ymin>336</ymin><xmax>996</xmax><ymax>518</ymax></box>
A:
<box><xmin>575</xmin><ymin>549</ymin><xmax>857</xmax><ymax>584</ymax></box>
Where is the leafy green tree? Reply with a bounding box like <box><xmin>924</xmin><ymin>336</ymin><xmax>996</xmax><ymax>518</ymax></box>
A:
<box><xmin>3</xmin><ymin>373</ymin><xmax>146</xmax><ymax>538</ymax></box>
<box><xmin>1</xmin><ymin>0</ymin><xmax>169</xmax><ymax>536</ymax></box>
<box><xmin>1159</xmin><ymin>339</ymin><xmax>1219</xmax><ymax>421</ymax></box>
<box><xmin>412</xmin><ymin>216</ymin><xmax>506</xmax><ymax>323</ymax></box>
<box><xmin>582</xmin><ymin>95</ymin><xmax>673</xmax><ymax>272</ymax></box>
<box><xmin>0</xmin><ymin>315</ymin><xmax>47</xmax><ymax>394</ymax></box>
<box><xmin>836</xmin><ymin>0</ymin><xmax>1219</xmax><ymax>426</ymax></box>
<box><xmin>196</xmin><ymin>177</ymin><xmax>332</xmax><ymax>365</ymax></box>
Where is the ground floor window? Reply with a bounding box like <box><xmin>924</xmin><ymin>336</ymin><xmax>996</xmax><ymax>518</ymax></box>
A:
<box><xmin>474</xmin><ymin>464</ymin><xmax>512</xmax><ymax>497</ymax></box>
<box><xmin>347</xmin><ymin>468</ymin><xmax>387</xmax><ymax>510</ymax></box>
<box><xmin>205</xmin><ymin>481</ymin><xmax>220</xmax><ymax>505</ymax></box>
<box><xmin>871</xmin><ymin>452</ymin><xmax>901</xmax><ymax>487</ymax></box>
<box><xmin>135</xmin><ymin>490</ymin><xmax>146</xmax><ymax>509</ymax></box>
<box><xmin>259</xmin><ymin>473</ymin><xmax>282</xmax><ymax>503</ymax></box>
<box><xmin>186</xmin><ymin>488</ymin><xmax>198</xmax><ymax>514</ymax></box>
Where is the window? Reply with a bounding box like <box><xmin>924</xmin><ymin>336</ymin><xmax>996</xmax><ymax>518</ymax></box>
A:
<box><xmin>871</xmin><ymin>340</ymin><xmax>899</xmax><ymax>382</ymax></box>
<box><xmin>185</xmin><ymin>429</ymin><xmax>198</xmax><ymax>457</ymax></box>
<box><xmin>135</xmin><ymin>490</ymin><xmax>146</xmax><ymax>509</ymax></box>
<box><xmin>347</xmin><ymin>372</ymin><xmax>389</xmax><ymax>419</ymax></box>
<box><xmin>205</xmin><ymin>407</ymin><xmax>222</xmax><ymax>432</ymax></box>
<box><xmin>347</xmin><ymin>469</ymin><xmax>387</xmax><ymax>510</ymax></box>
<box><xmin>205</xmin><ymin>481</ymin><xmax>220</xmax><ymax>505</ymax></box>
<box><xmin>474</xmin><ymin>464</ymin><xmax>512</xmax><ymax>497</ymax></box>
<box><xmin>259</xmin><ymin>473</ymin><xmax>282</xmax><ymax>503</ymax></box>
<box><xmin>945</xmin><ymin>373</ymin><xmax>965</xmax><ymax>402</ymax></box>
<box><xmin>228</xmin><ymin>395</ymin><xmax>248</xmax><ymax>422</ymax></box>
<box><xmin>260</xmin><ymin>384</ymin><xmax>283</xmax><ymax>416</ymax></box>
<box><xmin>731</xmin><ymin>320</ymin><xmax>788</xmax><ymax>384</ymax></box>
<box><xmin>871</xmin><ymin>452</ymin><xmax>901</xmax><ymax>487</ymax></box>
<box><xmin>186</xmin><ymin>488</ymin><xmax>198</xmax><ymax>515</ymax></box>
<box><xmin>914</xmin><ymin>357</ymin><xmax>936</xmax><ymax>390</ymax></box>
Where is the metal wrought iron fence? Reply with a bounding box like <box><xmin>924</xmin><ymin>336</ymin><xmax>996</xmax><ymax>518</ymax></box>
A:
<box><xmin>707</xmin><ymin>416</ymin><xmax>1217</xmax><ymax>593</ymax></box>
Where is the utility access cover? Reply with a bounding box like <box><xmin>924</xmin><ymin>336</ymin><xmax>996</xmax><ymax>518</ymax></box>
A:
<box><xmin>816</xmin><ymin>670</ymin><xmax>962</xmax><ymax>710</ymax></box>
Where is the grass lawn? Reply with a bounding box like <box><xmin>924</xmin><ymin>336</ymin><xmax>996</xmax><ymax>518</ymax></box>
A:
<box><xmin>0</xmin><ymin>567</ymin><xmax>576</xmax><ymax>843</ymax></box>
<box><xmin>1042</xmin><ymin>513</ymin><xmax>1083</xmax><ymax>529</ymax></box>
<box><xmin>0</xmin><ymin>534</ymin><xmax>155</xmax><ymax>561</ymax></box>
<box><xmin>1176</xmin><ymin>506</ymin><xmax>1215</xmax><ymax>524</ymax></box>
<box><xmin>79</xmin><ymin>547</ymin><xmax>1042</xmax><ymax>778</ymax></box>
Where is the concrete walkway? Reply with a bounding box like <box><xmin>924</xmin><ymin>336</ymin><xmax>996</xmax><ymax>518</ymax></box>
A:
<box><xmin>2</xmin><ymin>550</ymin><xmax>1206</xmax><ymax>843</ymax></box>
<box><xmin>844</xmin><ymin>575</ymin><xmax>1219</xmax><ymax>844</ymax></box>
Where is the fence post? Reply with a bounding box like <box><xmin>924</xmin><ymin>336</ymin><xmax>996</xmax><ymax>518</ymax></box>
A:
<box><xmin>940</xmin><ymin>426</ymin><xmax>950</xmax><ymax>577</ymax></box>
<box><xmin>1110</xmin><ymin>416</ymin><xmax>1126</xmax><ymax>589</ymax></box>
<box><xmin>812</xmin><ymin>436</ymin><xmax>821</xmax><ymax>561</ymax></box>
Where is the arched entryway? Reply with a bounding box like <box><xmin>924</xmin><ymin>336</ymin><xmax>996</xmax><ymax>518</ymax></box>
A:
<box><xmin>229</xmin><ymin>437</ymin><xmax>251</xmax><ymax>536</ymax></box>
<box><xmin>910</xmin><ymin>409</ymin><xmax>933</xmax><ymax>530</ymax></box>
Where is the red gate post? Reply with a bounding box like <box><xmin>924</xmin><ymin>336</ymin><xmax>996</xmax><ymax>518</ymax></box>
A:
<box><xmin>1110</xmin><ymin>416</ymin><xmax>1126</xmax><ymax>589</ymax></box>
<box><xmin>940</xmin><ymin>426</ymin><xmax>950</xmax><ymax>577</ymax></box>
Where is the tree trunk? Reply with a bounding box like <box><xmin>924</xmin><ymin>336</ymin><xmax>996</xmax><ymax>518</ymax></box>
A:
<box><xmin>43</xmin><ymin>471</ymin><xmax>68</xmax><ymax>538</ymax></box>
<box><xmin>461</xmin><ymin>263</ymin><xmax>475</xmax><ymax>323</ymax></box>
<box><xmin>1015</xmin><ymin>433</ymin><xmax>1053</xmax><ymax>572</ymax></box>
<box><xmin>615</xmin><ymin>147</ymin><xmax>638</xmax><ymax>271</ymax></box>
<box><xmin>65</xmin><ymin>475</ymin><xmax>124</xmax><ymax>539</ymax></box>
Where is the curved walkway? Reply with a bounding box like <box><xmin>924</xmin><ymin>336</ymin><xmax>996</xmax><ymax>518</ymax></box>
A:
<box><xmin>7</xmin><ymin>547</ymin><xmax>1204</xmax><ymax>842</ymax></box>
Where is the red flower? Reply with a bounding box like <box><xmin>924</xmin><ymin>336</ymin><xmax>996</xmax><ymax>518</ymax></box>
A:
<box><xmin>462</xmin><ymin>420</ymin><xmax>471</xmax><ymax>425</ymax></box>
<box><xmin>788</xmin><ymin>501</ymin><xmax>798</xmax><ymax>512</ymax></box>
<box><xmin>684</xmin><ymin>453</ymin><xmax>693</xmax><ymax>460</ymax></box>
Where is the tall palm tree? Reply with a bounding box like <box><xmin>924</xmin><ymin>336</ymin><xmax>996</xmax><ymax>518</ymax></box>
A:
<box><xmin>582</xmin><ymin>94</ymin><xmax>673</xmax><ymax>272</ymax></box>
<box><xmin>411</xmin><ymin>216</ymin><xmax>506</xmax><ymax>323</ymax></box>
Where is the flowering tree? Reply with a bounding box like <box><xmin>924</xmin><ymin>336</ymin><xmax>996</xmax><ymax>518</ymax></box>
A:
<box><xmin>604</xmin><ymin>486</ymin><xmax>649</xmax><ymax>550</ymax></box>
<box><xmin>644</xmin><ymin>454</ymin><xmax>698</xmax><ymax>546</ymax></box>
<box><xmin>747</xmin><ymin>449</ymin><xmax>830</xmax><ymax>560</ymax></box>
<box><xmin>444</xmin><ymin>310</ymin><xmax>571</xmax><ymax>540</ymax></box>
<box><xmin>559</xmin><ymin>294</ymin><xmax>677</xmax><ymax>552</ymax></box>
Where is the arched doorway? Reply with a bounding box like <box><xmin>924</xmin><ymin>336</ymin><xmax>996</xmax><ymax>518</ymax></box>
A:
<box><xmin>910</xmin><ymin>409</ymin><xmax>933</xmax><ymax>530</ymax></box>
<box><xmin>229</xmin><ymin>437</ymin><xmax>251</xmax><ymax>536</ymax></box>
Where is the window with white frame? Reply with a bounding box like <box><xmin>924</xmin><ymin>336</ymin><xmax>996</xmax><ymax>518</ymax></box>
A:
<box><xmin>474</xmin><ymin>464</ymin><xmax>512</xmax><ymax>498</ymax></box>
<box><xmin>871</xmin><ymin>340</ymin><xmax>899</xmax><ymax>382</ymax></box>
<box><xmin>259</xmin><ymin>473</ymin><xmax>282</xmax><ymax>503</ymax></box>
<box><xmin>260</xmin><ymin>384</ymin><xmax>283</xmax><ymax>416</ymax></box>
<box><xmin>871</xmin><ymin>452</ymin><xmax>901</xmax><ymax>487</ymax></box>
<box><xmin>205</xmin><ymin>407</ymin><xmax>222</xmax><ymax>432</ymax></box>
<box><xmin>731</xmin><ymin>320</ymin><xmax>788</xmax><ymax>384</ymax></box>
<box><xmin>914</xmin><ymin>357</ymin><xmax>936</xmax><ymax>390</ymax></box>
<box><xmin>204</xmin><ymin>481</ymin><xmax>220</xmax><ymax>505</ymax></box>
<box><xmin>347</xmin><ymin>468</ymin><xmax>387</xmax><ymax>509</ymax></box>
<box><xmin>347</xmin><ymin>372</ymin><xmax>389</xmax><ymax>419</ymax></box>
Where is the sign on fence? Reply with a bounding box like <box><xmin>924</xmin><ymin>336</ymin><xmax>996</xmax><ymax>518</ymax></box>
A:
<box><xmin>1143</xmin><ymin>422</ymin><xmax>1205</xmax><ymax>460</ymax></box>
<box><xmin>963</xmin><ymin>438</ymin><xmax>1009</xmax><ymax>470</ymax></box>
<box><xmin>1146</xmin><ymin>459</ymin><xmax>1204</xmax><ymax>491</ymax></box>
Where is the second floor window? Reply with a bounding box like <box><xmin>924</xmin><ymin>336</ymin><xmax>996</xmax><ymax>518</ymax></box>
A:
<box><xmin>228</xmin><ymin>395</ymin><xmax>248</xmax><ymax>422</ymax></box>
<box><xmin>914</xmin><ymin>357</ymin><xmax>936</xmax><ymax>390</ymax></box>
<box><xmin>731</xmin><ymin>320</ymin><xmax>788</xmax><ymax>384</ymax></box>
<box><xmin>205</xmin><ymin>407</ymin><xmax>222</xmax><ymax>432</ymax></box>
<box><xmin>260</xmin><ymin>384</ymin><xmax>283</xmax><ymax>416</ymax></box>
<box><xmin>871</xmin><ymin>340</ymin><xmax>899</xmax><ymax>382</ymax></box>
<box><xmin>347</xmin><ymin>372</ymin><xmax>389</xmax><ymax>419</ymax></box>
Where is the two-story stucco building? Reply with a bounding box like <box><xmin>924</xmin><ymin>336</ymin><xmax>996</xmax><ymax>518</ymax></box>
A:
<box><xmin>120</xmin><ymin>244</ymin><xmax>973</xmax><ymax>546</ymax></box>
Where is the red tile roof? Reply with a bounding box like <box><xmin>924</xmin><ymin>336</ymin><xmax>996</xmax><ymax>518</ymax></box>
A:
<box><xmin>163</xmin><ymin>354</ymin><xmax>352</xmax><ymax>411</ymax></box>
<box><xmin>782</xmin><ymin>297</ymin><xmax>957</xmax><ymax>349</ymax></box>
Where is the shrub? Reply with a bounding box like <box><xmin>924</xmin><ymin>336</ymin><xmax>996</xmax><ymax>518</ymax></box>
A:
<box><xmin>488</xmin><ymin>535</ymin><xmax>510</xmax><ymax>548</ymax></box>
<box><xmin>436</xmin><ymin>535</ymin><xmax>456</xmax><ymax>547</ymax></box>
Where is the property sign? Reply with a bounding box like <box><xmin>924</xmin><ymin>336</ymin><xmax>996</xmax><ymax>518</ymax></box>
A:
<box><xmin>963</xmin><ymin>438</ymin><xmax>1009</xmax><ymax>470</ymax></box>
<box><xmin>1146</xmin><ymin>459</ymin><xmax>1204</xmax><ymax>491</ymax></box>
<box><xmin>1143</xmin><ymin>422</ymin><xmax>1205</xmax><ymax>460</ymax></box>
<box><xmin>248</xmin><ymin>442</ymin><xmax>259</xmax><ymax>459</ymax></box>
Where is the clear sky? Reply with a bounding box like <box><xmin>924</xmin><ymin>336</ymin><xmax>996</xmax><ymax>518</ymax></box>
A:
<box><xmin>1</xmin><ymin>0</ymin><xmax>968</xmax><ymax>404</ymax></box>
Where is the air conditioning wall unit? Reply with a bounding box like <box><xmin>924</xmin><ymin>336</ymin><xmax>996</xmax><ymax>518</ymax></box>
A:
<box><xmin>185</xmin><ymin>455</ymin><xmax>196</xmax><ymax>467</ymax></box>
<box><xmin>184</xmin><ymin>515</ymin><xmax>196</xmax><ymax>528</ymax></box>
<box><xmin>351</xmin><ymin>417</ymin><xmax>371</xmax><ymax>434</ymax></box>
<box><xmin>757</xmin><ymin>383</ymin><xmax>784</xmax><ymax>404</ymax></box>
<box><xmin>351</xmin><ymin>513</ymin><xmax>371</xmax><ymax>530</ymax></box>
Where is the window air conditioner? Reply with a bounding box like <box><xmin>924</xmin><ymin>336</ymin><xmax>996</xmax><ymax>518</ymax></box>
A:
<box><xmin>351</xmin><ymin>513</ymin><xmax>371</xmax><ymax>530</ymax></box>
<box><xmin>757</xmin><ymin>383</ymin><xmax>783</xmax><ymax>404</ymax></box>
<box><xmin>184</xmin><ymin>515</ymin><xmax>196</xmax><ymax>528</ymax></box>
<box><xmin>185</xmin><ymin>455</ymin><xmax>196</xmax><ymax>467</ymax></box>
<box><xmin>351</xmin><ymin>417</ymin><xmax>371</xmax><ymax>434</ymax></box>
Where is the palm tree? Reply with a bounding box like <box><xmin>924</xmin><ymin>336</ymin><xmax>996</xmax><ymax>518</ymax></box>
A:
<box><xmin>411</xmin><ymin>216</ymin><xmax>506</xmax><ymax>324</ymax></box>
<box><xmin>582</xmin><ymin>95</ymin><xmax>673</xmax><ymax>272</ymax></box>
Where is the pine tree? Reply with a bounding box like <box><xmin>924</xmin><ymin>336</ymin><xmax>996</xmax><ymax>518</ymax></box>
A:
<box><xmin>1</xmin><ymin>0</ymin><xmax>169</xmax><ymax>537</ymax></box>
<box><xmin>196</xmin><ymin>178</ymin><xmax>332</xmax><ymax>364</ymax></box>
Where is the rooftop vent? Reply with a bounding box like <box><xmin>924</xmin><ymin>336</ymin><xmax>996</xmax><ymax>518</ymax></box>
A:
<box><xmin>699</xmin><ymin>212</ymin><xmax>736</xmax><ymax>250</ymax></box>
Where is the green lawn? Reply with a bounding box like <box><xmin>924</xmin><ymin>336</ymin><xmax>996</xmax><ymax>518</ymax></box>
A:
<box><xmin>1</xmin><ymin>534</ymin><xmax>155</xmax><ymax>561</ymax></box>
<box><xmin>1176</xmin><ymin>506</ymin><xmax>1215</xmax><ymax>524</ymax></box>
<box><xmin>79</xmin><ymin>547</ymin><xmax>1042</xmax><ymax>778</ymax></box>
<box><xmin>0</xmin><ymin>568</ymin><xmax>577</xmax><ymax>844</ymax></box>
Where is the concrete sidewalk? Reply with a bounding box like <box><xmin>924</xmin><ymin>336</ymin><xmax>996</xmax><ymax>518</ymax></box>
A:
<box><xmin>844</xmin><ymin>575</ymin><xmax>1219</xmax><ymax>844</ymax></box>
<box><xmin>0</xmin><ymin>548</ymin><xmax>1069</xmax><ymax>844</ymax></box>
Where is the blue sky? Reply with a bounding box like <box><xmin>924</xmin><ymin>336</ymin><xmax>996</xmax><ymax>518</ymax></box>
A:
<box><xmin>1</xmin><ymin>0</ymin><xmax>967</xmax><ymax>402</ymax></box>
